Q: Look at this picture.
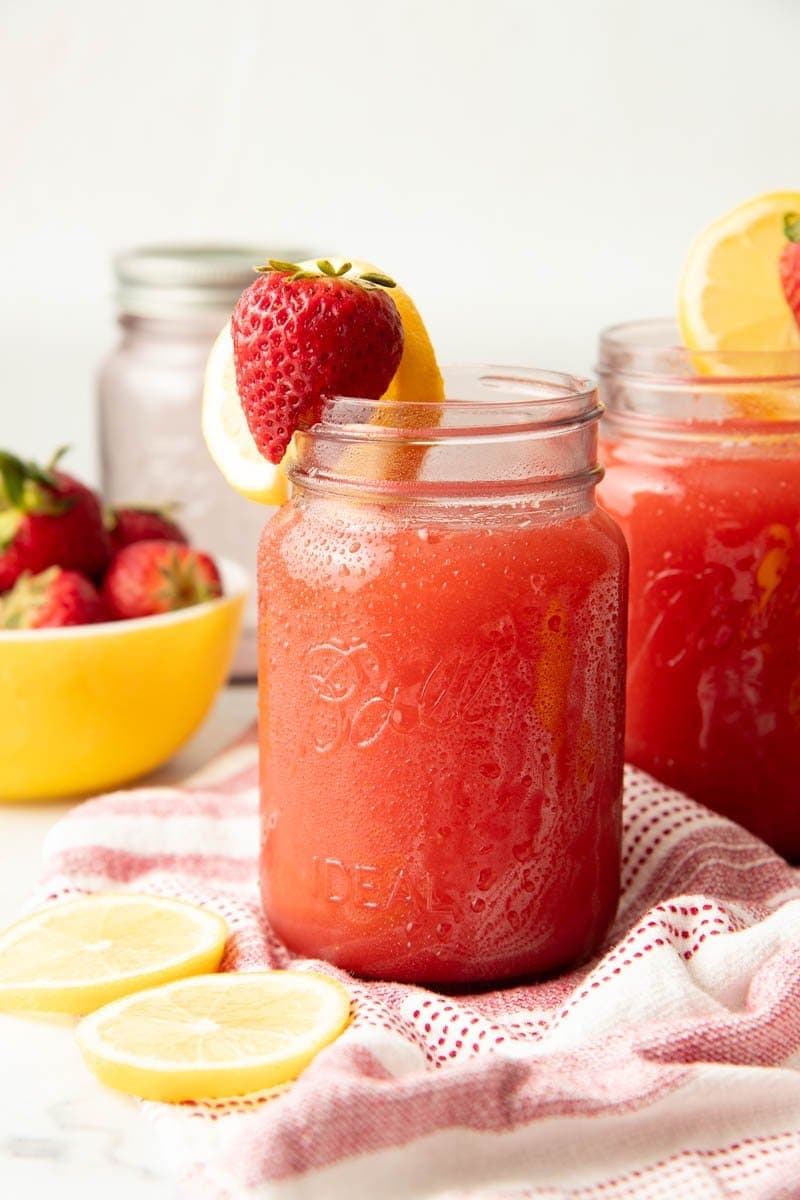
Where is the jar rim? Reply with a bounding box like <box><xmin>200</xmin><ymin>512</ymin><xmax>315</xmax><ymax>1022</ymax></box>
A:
<box><xmin>310</xmin><ymin>365</ymin><xmax>600</xmax><ymax>440</ymax></box>
<box><xmin>597</xmin><ymin>318</ymin><xmax>800</xmax><ymax>384</ymax></box>
<box><xmin>290</xmin><ymin>365</ymin><xmax>602</xmax><ymax>503</ymax></box>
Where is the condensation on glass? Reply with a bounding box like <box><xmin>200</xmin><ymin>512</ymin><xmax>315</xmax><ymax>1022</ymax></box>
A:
<box><xmin>258</xmin><ymin>367</ymin><xmax>629</xmax><ymax>983</ymax></box>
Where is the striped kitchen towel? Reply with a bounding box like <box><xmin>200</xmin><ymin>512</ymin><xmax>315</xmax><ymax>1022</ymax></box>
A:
<box><xmin>33</xmin><ymin>730</ymin><xmax>800</xmax><ymax>1199</ymax></box>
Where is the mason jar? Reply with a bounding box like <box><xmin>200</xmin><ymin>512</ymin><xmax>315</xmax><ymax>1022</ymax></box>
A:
<box><xmin>257</xmin><ymin>366</ymin><xmax>628</xmax><ymax>983</ymax></box>
<box><xmin>597</xmin><ymin>319</ymin><xmax>800</xmax><ymax>858</ymax></box>
<box><xmin>98</xmin><ymin>245</ymin><xmax>308</xmax><ymax>677</ymax></box>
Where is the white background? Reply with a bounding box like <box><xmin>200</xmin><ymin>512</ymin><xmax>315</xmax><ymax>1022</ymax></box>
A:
<box><xmin>2</xmin><ymin>0</ymin><xmax>798</xmax><ymax>481</ymax></box>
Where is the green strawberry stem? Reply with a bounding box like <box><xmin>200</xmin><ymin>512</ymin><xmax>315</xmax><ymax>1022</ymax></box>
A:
<box><xmin>359</xmin><ymin>272</ymin><xmax>396</xmax><ymax>287</ymax></box>
<box><xmin>316</xmin><ymin>259</ymin><xmax>352</xmax><ymax>278</ymax></box>
<box><xmin>0</xmin><ymin>568</ymin><xmax>57</xmax><ymax>627</ymax></box>
<box><xmin>157</xmin><ymin>550</ymin><xmax>217</xmax><ymax>608</ymax></box>
<box><xmin>0</xmin><ymin>448</ymin><xmax>66</xmax><ymax>507</ymax></box>
<box><xmin>255</xmin><ymin>258</ymin><xmax>396</xmax><ymax>290</ymax></box>
<box><xmin>784</xmin><ymin>213</ymin><xmax>800</xmax><ymax>244</ymax></box>
<box><xmin>0</xmin><ymin>509</ymin><xmax>22</xmax><ymax>550</ymax></box>
<box><xmin>0</xmin><ymin>451</ymin><xmax>27</xmax><ymax>508</ymax></box>
<box><xmin>0</xmin><ymin>448</ymin><xmax>73</xmax><ymax>545</ymax></box>
<box><xmin>47</xmin><ymin>446</ymin><xmax>70</xmax><ymax>472</ymax></box>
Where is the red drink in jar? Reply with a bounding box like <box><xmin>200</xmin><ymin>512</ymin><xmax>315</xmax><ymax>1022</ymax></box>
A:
<box><xmin>258</xmin><ymin>368</ymin><xmax>628</xmax><ymax>982</ymax></box>
<box><xmin>598</xmin><ymin>321</ymin><xmax>800</xmax><ymax>857</ymax></box>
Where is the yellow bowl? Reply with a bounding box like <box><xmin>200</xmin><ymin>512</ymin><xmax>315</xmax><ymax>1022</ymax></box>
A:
<box><xmin>0</xmin><ymin>559</ymin><xmax>247</xmax><ymax>801</ymax></box>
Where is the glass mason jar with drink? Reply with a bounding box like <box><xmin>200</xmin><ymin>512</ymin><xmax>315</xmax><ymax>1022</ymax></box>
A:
<box><xmin>257</xmin><ymin>368</ymin><xmax>628</xmax><ymax>983</ymax></box>
<box><xmin>598</xmin><ymin>322</ymin><xmax>800</xmax><ymax>856</ymax></box>
<box><xmin>597</xmin><ymin>193</ymin><xmax>800</xmax><ymax>858</ymax></box>
<box><xmin>203</xmin><ymin>259</ymin><xmax>629</xmax><ymax>983</ymax></box>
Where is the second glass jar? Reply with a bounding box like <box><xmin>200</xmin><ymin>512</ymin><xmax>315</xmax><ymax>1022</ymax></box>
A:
<box><xmin>598</xmin><ymin>320</ymin><xmax>800</xmax><ymax>859</ymax></box>
<box><xmin>98</xmin><ymin>245</ymin><xmax>308</xmax><ymax>677</ymax></box>
<box><xmin>257</xmin><ymin>367</ymin><xmax>628</xmax><ymax>984</ymax></box>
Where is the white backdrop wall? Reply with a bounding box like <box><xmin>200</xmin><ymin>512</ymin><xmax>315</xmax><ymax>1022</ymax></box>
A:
<box><xmin>2</xmin><ymin>0</ymin><xmax>797</xmax><ymax>481</ymax></box>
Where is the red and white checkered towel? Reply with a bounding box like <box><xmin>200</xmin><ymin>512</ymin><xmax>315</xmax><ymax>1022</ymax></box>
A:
<box><xmin>33</xmin><ymin>730</ymin><xmax>800</xmax><ymax>1200</ymax></box>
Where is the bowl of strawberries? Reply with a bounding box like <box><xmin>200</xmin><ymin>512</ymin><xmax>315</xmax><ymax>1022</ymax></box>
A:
<box><xmin>0</xmin><ymin>449</ymin><xmax>246</xmax><ymax>800</ymax></box>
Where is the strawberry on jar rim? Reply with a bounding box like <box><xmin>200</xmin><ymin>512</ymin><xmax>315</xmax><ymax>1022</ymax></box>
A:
<box><xmin>0</xmin><ymin>449</ymin><xmax>110</xmax><ymax>591</ymax></box>
<box><xmin>232</xmin><ymin>259</ymin><xmax>404</xmax><ymax>464</ymax></box>
<box><xmin>779</xmin><ymin>213</ymin><xmax>800</xmax><ymax>331</ymax></box>
<box><xmin>0</xmin><ymin>567</ymin><xmax>106</xmax><ymax>629</ymax></box>
<box><xmin>102</xmin><ymin>540</ymin><xmax>222</xmax><ymax>621</ymax></box>
<box><xmin>107</xmin><ymin>505</ymin><xmax>188</xmax><ymax>555</ymax></box>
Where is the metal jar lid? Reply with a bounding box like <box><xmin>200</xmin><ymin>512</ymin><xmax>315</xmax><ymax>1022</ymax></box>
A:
<box><xmin>113</xmin><ymin>244</ymin><xmax>313</xmax><ymax>318</ymax></box>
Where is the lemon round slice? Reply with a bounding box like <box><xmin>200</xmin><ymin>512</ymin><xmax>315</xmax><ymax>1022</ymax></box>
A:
<box><xmin>679</xmin><ymin>191</ymin><xmax>800</xmax><ymax>355</ymax></box>
<box><xmin>202</xmin><ymin>321</ymin><xmax>290</xmax><ymax>506</ymax></box>
<box><xmin>0</xmin><ymin>894</ymin><xmax>228</xmax><ymax>1015</ymax></box>
<box><xmin>77</xmin><ymin>971</ymin><xmax>352</xmax><ymax>1102</ymax></box>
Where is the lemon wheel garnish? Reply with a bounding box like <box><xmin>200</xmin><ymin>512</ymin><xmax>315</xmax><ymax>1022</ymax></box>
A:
<box><xmin>202</xmin><ymin>321</ymin><xmax>290</xmax><ymax>506</ymax></box>
<box><xmin>77</xmin><ymin>971</ymin><xmax>352</xmax><ymax>1102</ymax></box>
<box><xmin>0</xmin><ymin>894</ymin><xmax>228</xmax><ymax>1015</ymax></box>
<box><xmin>679</xmin><ymin>191</ymin><xmax>800</xmax><ymax>358</ymax></box>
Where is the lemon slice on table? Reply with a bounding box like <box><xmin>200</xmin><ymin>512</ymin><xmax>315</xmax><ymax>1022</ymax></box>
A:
<box><xmin>0</xmin><ymin>894</ymin><xmax>228</xmax><ymax>1015</ymax></box>
<box><xmin>201</xmin><ymin>258</ymin><xmax>444</xmax><ymax>500</ymax></box>
<box><xmin>678</xmin><ymin>191</ymin><xmax>800</xmax><ymax>357</ymax></box>
<box><xmin>77</xmin><ymin>971</ymin><xmax>352</xmax><ymax>1102</ymax></box>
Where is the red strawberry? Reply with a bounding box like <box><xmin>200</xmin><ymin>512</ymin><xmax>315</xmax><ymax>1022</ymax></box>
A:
<box><xmin>779</xmin><ymin>212</ymin><xmax>800</xmax><ymax>330</ymax></box>
<box><xmin>232</xmin><ymin>259</ymin><xmax>404</xmax><ymax>464</ymax></box>
<box><xmin>107</xmin><ymin>506</ymin><xmax>188</xmax><ymax>554</ymax></box>
<box><xmin>0</xmin><ymin>449</ymin><xmax>110</xmax><ymax>591</ymax></box>
<box><xmin>0</xmin><ymin>567</ymin><xmax>106</xmax><ymax>629</ymax></box>
<box><xmin>102</xmin><ymin>540</ymin><xmax>222</xmax><ymax>620</ymax></box>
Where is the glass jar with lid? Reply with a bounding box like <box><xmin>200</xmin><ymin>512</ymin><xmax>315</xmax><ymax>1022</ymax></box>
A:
<box><xmin>98</xmin><ymin>245</ymin><xmax>309</xmax><ymax>677</ymax></box>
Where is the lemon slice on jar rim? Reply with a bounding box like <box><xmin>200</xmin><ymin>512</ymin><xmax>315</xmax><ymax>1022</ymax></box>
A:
<box><xmin>202</xmin><ymin>319</ymin><xmax>290</xmax><ymax>505</ymax></box>
<box><xmin>678</xmin><ymin>191</ymin><xmax>800</xmax><ymax>360</ymax></box>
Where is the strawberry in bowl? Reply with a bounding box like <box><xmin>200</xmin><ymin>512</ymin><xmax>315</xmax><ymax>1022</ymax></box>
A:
<box><xmin>0</xmin><ymin>450</ymin><xmax>245</xmax><ymax>800</ymax></box>
<box><xmin>103</xmin><ymin>541</ymin><xmax>222</xmax><ymax>620</ymax></box>
<box><xmin>0</xmin><ymin>567</ymin><xmax>106</xmax><ymax>629</ymax></box>
<box><xmin>0</xmin><ymin>448</ymin><xmax>110</xmax><ymax>590</ymax></box>
<box><xmin>0</xmin><ymin>553</ymin><xmax>245</xmax><ymax>800</ymax></box>
<box><xmin>107</xmin><ymin>506</ymin><xmax>188</xmax><ymax>554</ymax></box>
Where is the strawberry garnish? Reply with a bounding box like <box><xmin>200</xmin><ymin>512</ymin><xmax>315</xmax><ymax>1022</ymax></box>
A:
<box><xmin>107</xmin><ymin>505</ymin><xmax>188</xmax><ymax>554</ymax></box>
<box><xmin>231</xmin><ymin>259</ymin><xmax>404</xmax><ymax>464</ymax></box>
<box><xmin>0</xmin><ymin>449</ymin><xmax>110</xmax><ymax>591</ymax></box>
<box><xmin>0</xmin><ymin>567</ymin><xmax>106</xmax><ymax>629</ymax></box>
<box><xmin>102</xmin><ymin>540</ymin><xmax>222</xmax><ymax>620</ymax></box>
<box><xmin>779</xmin><ymin>213</ymin><xmax>800</xmax><ymax>331</ymax></box>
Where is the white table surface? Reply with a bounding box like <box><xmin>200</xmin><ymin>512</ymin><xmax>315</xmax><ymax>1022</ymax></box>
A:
<box><xmin>0</xmin><ymin>684</ymin><xmax>258</xmax><ymax>1198</ymax></box>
